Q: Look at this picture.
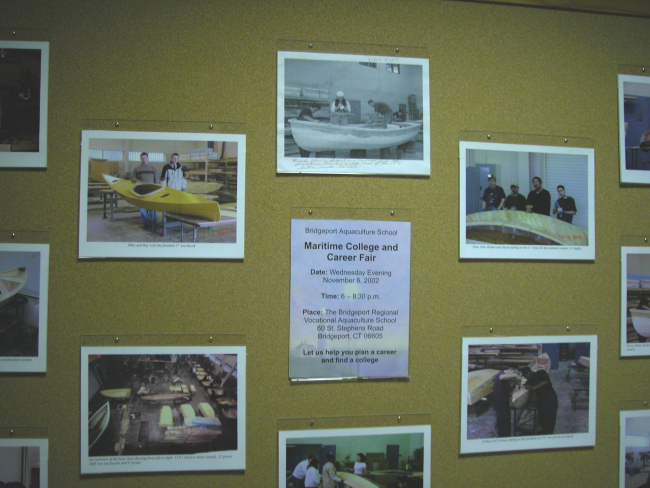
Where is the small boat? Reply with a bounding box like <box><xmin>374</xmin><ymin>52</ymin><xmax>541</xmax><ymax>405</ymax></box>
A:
<box><xmin>141</xmin><ymin>393</ymin><xmax>189</xmax><ymax>403</ymax></box>
<box><xmin>216</xmin><ymin>397</ymin><xmax>236</xmax><ymax>406</ymax></box>
<box><xmin>631</xmin><ymin>309</ymin><xmax>650</xmax><ymax>338</ymax></box>
<box><xmin>180</xmin><ymin>404</ymin><xmax>195</xmax><ymax>424</ymax></box>
<box><xmin>159</xmin><ymin>405</ymin><xmax>173</xmax><ymax>428</ymax></box>
<box><xmin>288</xmin><ymin>119</ymin><xmax>421</xmax><ymax>153</ymax></box>
<box><xmin>88</xmin><ymin>401</ymin><xmax>110</xmax><ymax>449</ymax></box>
<box><xmin>466</xmin><ymin>211</ymin><xmax>589</xmax><ymax>246</ymax></box>
<box><xmin>103</xmin><ymin>174</ymin><xmax>221</xmax><ymax>222</ymax></box>
<box><xmin>0</xmin><ymin>267</ymin><xmax>28</xmax><ymax>303</ymax></box>
<box><xmin>100</xmin><ymin>388</ymin><xmax>131</xmax><ymax>399</ymax></box>
<box><xmin>467</xmin><ymin>369</ymin><xmax>500</xmax><ymax>406</ymax></box>
<box><xmin>199</xmin><ymin>402</ymin><xmax>215</xmax><ymax>418</ymax></box>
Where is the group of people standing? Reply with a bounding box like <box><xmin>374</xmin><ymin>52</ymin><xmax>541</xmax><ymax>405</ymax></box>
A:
<box><xmin>493</xmin><ymin>367</ymin><xmax>559</xmax><ymax>438</ymax></box>
<box><xmin>129</xmin><ymin>151</ymin><xmax>187</xmax><ymax>226</ymax></box>
<box><xmin>480</xmin><ymin>174</ymin><xmax>577</xmax><ymax>223</ymax></box>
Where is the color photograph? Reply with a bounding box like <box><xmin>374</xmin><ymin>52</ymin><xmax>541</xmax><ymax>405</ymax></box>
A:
<box><xmin>277</xmin><ymin>51</ymin><xmax>430</xmax><ymax>175</ymax></box>
<box><xmin>0</xmin><ymin>243</ymin><xmax>49</xmax><ymax>373</ymax></box>
<box><xmin>618</xmin><ymin>74</ymin><xmax>650</xmax><ymax>184</ymax></box>
<box><xmin>460</xmin><ymin>335</ymin><xmax>597</xmax><ymax>454</ymax></box>
<box><xmin>80</xmin><ymin>346</ymin><xmax>246</xmax><ymax>474</ymax></box>
<box><xmin>620</xmin><ymin>410</ymin><xmax>650</xmax><ymax>488</ymax></box>
<box><xmin>0</xmin><ymin>438</ymin><xmax>48</xmax><ymax>487</ymax></box>
<box><xmin>0</xmin><ymin>41</ymin><xmax>49</xmax><ymax>168</ymax></box>
<box><xmin>279</xmin><ymin>425</ymin><xmax>431</xmax><ymax>488</ymax></box>
<box><xmin>78</xmin><ymin>130</ymin><xmax>246</xmax><ymax>259</ymax></box>
<box><xmin>459</xmin><ymin>141</ymin><xmax>595</xmax><ymax>260</ymax></box>
<box><xmin>621</xmin><ymin>247</ymin><xmax>650</xmax><ymax>356</ymax></box>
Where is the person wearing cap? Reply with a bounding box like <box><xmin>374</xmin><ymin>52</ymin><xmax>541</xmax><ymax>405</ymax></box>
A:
<box><xmin>553</xmin><ymin>185</ymin><xmax>577</xmax><ymax>224</ymax></box>
<box><xmin>504</xmin><ymin>183</ymin><xmax>527</xmax><ymax>211</ymax></box>
<box><xmin>368</xmin><ymin>100</ymin><xmax>394</xmax><ymax>129</ymax></box>
<box><xmin>481</xmin><ymin>174</ymin><xmax>506</xmax><ymax>211</ymax></box>
<box><xmin>525</xmin><ymin>176</ymin><xmax>551</xmax><ymax>216</ymax></box>
<box><xmin>330</xmin><ymin>91</ymin><xmax>351</xmax><ymax>126</ymax></box>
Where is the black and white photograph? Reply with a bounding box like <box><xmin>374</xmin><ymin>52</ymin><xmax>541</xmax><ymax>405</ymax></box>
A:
<box><xmin>277</xmin><ymin>51</ymin><xmax>429</xmax><ymax>175</ymax></box>
<box><xmin>80</xmin><ymin>346</ymin><xmax>245</xmax><ymax>474</ymax></box>
<box><xmin>78</xmin><ymin>130</ymin><xmax>246</xmax><ymax>259</ymax></box>
<box><xmin>620</xmin><ymin>409</ymin><xmax>650</xmax><ymax>488</ymax></box>
<box><xmin>0</xmin><ymin>243</ymin><xmax>49</xmax><ymax>373</ymax></box>
<box><xmin>0</xmin><ymin>438</ymin><xmax>48</xmax><ymax>488</ymax></box>
<box><xmin>0</xmin><ymin>41</ymin><xmax>49</xmax><ymax>168</ymax></box>
<box><xmin>621</xmin><ymin>247</ymin><xmax>650</xmax><ymax>357</ymax></box>
<box><xmin>618</xmin><ymin>74</ymin><xmax>650</xmax><ymax>184</ymax></box>
<box><xmin>279</xmin><ymin>425</ymin><xmax>431</xmax><ymax>488</ymax></box>
<box><xmin>459</xmin><ymin>141</ymin><xmax>595</xmax><ymax>260</ymax></box>
<box><xmin>460</xmin><ymin>335</ymin><xmax>597</xmax><ymax>454</ymax></box>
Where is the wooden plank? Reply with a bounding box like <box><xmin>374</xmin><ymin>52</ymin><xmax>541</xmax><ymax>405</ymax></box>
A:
<box><xmin>467</xmin><ymin>369</ymin><xmax>500</xmax><ymax>405</ymax></box>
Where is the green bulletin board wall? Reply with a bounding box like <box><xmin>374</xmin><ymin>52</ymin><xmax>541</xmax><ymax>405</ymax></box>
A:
<box><xmin>1</xmin><ymin>0</ymin><xmax>649</xmax><ymax>486</ymax></box>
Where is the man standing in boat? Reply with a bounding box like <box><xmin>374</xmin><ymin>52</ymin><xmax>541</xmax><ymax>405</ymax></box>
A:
<box><xmin>368</xmin><ymin>100</ymin><xmax>394</xmax><ymax>129</ymax></box>
<box><xmin>131</xmin><ymin>152</ymin><xmax>159</xmax><ymax>228</ymax></box>
<box><xmin>504</xmin><ymin>183</ymin><xmax>527</xmax><ymax>211</ymax></box>
<box><xmin>480</xmin><ymin>174</ymin><xmax>506</xmax><ymax>211</ymax></box>
<box><xmin>296</xmin><ymin>103</ymin><xmax>320</xmax><ymax>157</ymax></box>
<box><xmin>525</xmin><ymin>176</ymin><xmax>551</xmax><ymax>216</ymax></box>
<box><xmin>160</xmin><ymin>152</ymin><xmax>187</xmax><ymax>191</ymax></box>
<box><xmin>330</xmin><ymin>91</ymin><xmax>351</xmax><ymax>126</ymax></box>
<box><xmin>553</xmin><ymin>185</ymin><xmax>577</xmax><ymax>224</ymax></box>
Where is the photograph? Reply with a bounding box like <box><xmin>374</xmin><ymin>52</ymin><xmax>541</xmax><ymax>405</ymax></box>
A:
<box><xmin>277</xmin><ymin>51</ymin><xmax>430</xmax><ymax>175</ymax></box>
<box><xmin>279</xmin><ymin>425</ymin><xmax>431</xmax><ymax>488</ymax></box>
<box><xmin>618</xmin><ymin>74</ymin><xmax>650</xmax><ymax>184</ymax></box>
<box><xmin>0</xmin><ymin>438</ymin><xmax>48</xmax><ymax>487</ymax></box>
<box><xmin>0</xmin><ymin>41</ymin><xmax>49</xmax><ymax>168</ymax></box>
<box><xmin>78</xmin><ymin>130</ymin><xmax>246</xmax><ymax>259</ymax></box>
<box><xmin>460</xmin><ymin>335</ymin><xmax>597</xmax><ymax>454</ymax></box>
<box><xmin>620</xmin><ymin>410</ymin><xmax>650</xmax><ymax>488</ymax></box>
<box><xmin>0</xmin><ymin>243</ymin><xmax>49</xmax><ymax>373</ymax></box>
<box><xmin>459</xmin><ymin>141</ymin><xmax>595</xmax><ymax>260</ymax></box>
<box><xmin>621</xmin><ymin>247</ymin><xmax>650</xmax><ymax>356</ymax></box>
<box><xmin>80</xmin><ymin>346</ymin><xmax>246</xmax><ymax>474</ymax></box>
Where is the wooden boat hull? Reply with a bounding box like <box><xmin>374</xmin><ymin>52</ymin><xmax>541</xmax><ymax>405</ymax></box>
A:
<box><xmin>0</xmin><ymin>267</ymin><xmax>28</xmax><ymax>303</ymax></box>
<box><xmin>338</xmin><ymin>472</ymin><xmax>383</xmax><ymax>488</ymax></box>
<box><xmin>631</xmin><ymin>309</ymin><xmax>650</xmax><ymax>337</ymax></box>
<box><xmin>88</xmin><ymin>401</ymin><xmax>110</xmax><ymax>449</ymax></box>
<box><xmin>466</xmin><ymin>211</ymin><xmax>589</xmax><ymax>246</ymax></box>
<box><xmin>159</xmin><ymin>406</ymin><xmax>173</xmax><ymax>427</ymax></box>
<box><xmin>141</xmin><ymin>393</ymin><xmax>189</xmax><ymax>402</ymax></box>
<box><xmin>199</xmin><ymin>402</ymin><xmax>216</xmax><ymax>418</ymax></box>
<box><xmin>289</xmin><ymin>119</ymin><xmax>421</xmax><ymax>152</ymax></box>
<box><xmin>103</xmin><ymin>174</ymin><xmax>221</xmax><ymax>222</ymax></box>
<box><xmin>100</xmin><ymin>388</ymin><xmax>131</xmax><ymax>399</ymax></box>
<box><xmin>467</xmin><ymin>369</ymin><xmax>500</xmax><ymax>405</ymax></box>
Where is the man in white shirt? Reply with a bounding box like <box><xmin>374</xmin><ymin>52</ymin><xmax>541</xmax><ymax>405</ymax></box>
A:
<box><xmin>287</xmin><ymin>454</ymin><xmax>315</xmax><ymax>488</ymax></box>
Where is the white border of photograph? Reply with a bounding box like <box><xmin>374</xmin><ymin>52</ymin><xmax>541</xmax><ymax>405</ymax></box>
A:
<box><xmin>0</xmin><ymin>437</ymin><xmax>48</xmax><ymax>487</ymax></box>
<box><xmin>277</xmin><ymin>51</ymin><xmax>430</xmax><ymax>175</ymax></box>
<box><xmin>278</xmin><ymin>424</ymin><xmax>432</xmax><ymax>488</ymax></box>
<box><xmin>618</xmin><ymin>74</ymin><xmax>650</xmax><ymax>184</ymax></box>
<box><xmin>80</xmin><ymin>345</ymin><xmax>246</xmax><ymax>474</ymax></box>
<box><xmin>78</xmin><ymin>130</ymin><xmax>246</xmax><ymax>259</ymax></box>
<box><xmin>0</xmin><ymin>41</ymin><xmax>49</xmax><ymax>168</ymax></box>
<box><xmin>460</xmin><ymin>334</ymin><xmax>597</xmax><ymax>455</ymax></box>
<box><xmin>459</xmin><ymin>141</ymin><xmax>595</xmax><ymax>260</ymax></box>
<box><xmin>620</xmin><ymin>246</ymin><xmax>650</xmax><ymax>356</ymax></box>
<box><xmin>0</xmin><ymin>243</ymin><xmax>49</xmax><ymax>373</ymax></box>
<box><xmin>620</xmin><ymin>409</ymin><xmax>650</xmax><ymax>488</ymax></box>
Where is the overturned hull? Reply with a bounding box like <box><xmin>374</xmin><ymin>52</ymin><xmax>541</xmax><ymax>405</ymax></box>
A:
<box><xmin>289</xmin><ymin>119</ymin><xmax>421</xmax><ymax>152</ymax></box>
<box><xmin>631</xmin><ymin>308</ymin><xmax>650</xmax><ymax>338</ymax></box>
<box><xmin>466</xmin><ymin>211</ymin><xmax>589</xmax><ymax>246</ymax></box>
<box><xmin>0</xmin><ymin>267</ymin><xmax>28</xmax><ymax>303</ymax></box>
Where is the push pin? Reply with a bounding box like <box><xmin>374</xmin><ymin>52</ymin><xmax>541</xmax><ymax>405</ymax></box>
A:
<box><xmin>114</xmin><ymin>122</ymin><xmax>119</xmax><ymax>128</ymax></box>
<box><xmin>310</xmin><ymin>420</ymin><xmax>314</xmax><ymax>427</ymax></box>
<box><xmin>209</xmin><ymin>124</ymin><xmax>213</xmax><ymax>130</ymax></box>
<box><xmin>566</xmin><ymin>326</ymin><xmax>570</xmax><ymax>332</ymax></box>
<box><xmin>114</xmin><ymin>337</ymin><xmax>119</xmax><ymax>343</ymax></box>
<box><xmin>487</xmin><ymin>134</ymin><xmax>491</xmax><ymax>140</ymax></box>
<box><xmin>564</xmin><ymin>138</ymin><xmax>568</xmax><ymax>144</ymax></box>
<box><xmin>309</xmin><ymin>209</ymin><xmax>312</xmax><ymax>215</ymax></box>
<box><xmin>397</xmin><ymin>416</ymin><xmax>402</xmax><ymax>422</ymax></box>
<box><xmin>11</xmin><ymin>233</ymin><xmax>15</xmax><ymax>239</ymax></box>
<box><xmin>209</xmin><ymin>336</ymin><xmax>213</xmax><ymax>342</ymax></box>
<box><xmin>391</xmin><ymin>210</ymin><xmax>394</xmax><ymax>216</ymax></box>
<box><xmin>9</xmin><ymin>430</ymin><xmax>14</xmax><ymax>436</ymax></box>
<box><xmin>308</xmin><ymin>43</ymin><xmax>313</xmax><ymax>49</ymax></box>
<box><xmin>645</xmin><ymin>238</ymin><xmax>648</xmax><ymax>243</ymax></box>
<box><xmin>395</xmin><ymin>48</ymin><xmax>400</xmax><ymax>53</ymax></box>
<box><xmin>645</xmin><ymin>401</ymin><xmax>648</xmax><ymax>407</ymax></box>
<box><xmin>489</xmin><ymin>327</ymin><xmax>493</xmax><ymax>333</ymax></box>
<box><xmin>11</xmin><ymin>31</ymin><xmax>16</xmax><ymax>37</ymax></box>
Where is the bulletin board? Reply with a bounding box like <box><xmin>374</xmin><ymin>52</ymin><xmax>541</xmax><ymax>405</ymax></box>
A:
<box><xmin>1</xmin><ymin>1</ymin><xmax>649</xmax><ymax>487</ymax></box>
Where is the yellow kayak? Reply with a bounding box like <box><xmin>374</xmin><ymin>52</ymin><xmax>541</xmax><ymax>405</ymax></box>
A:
<box><xmin>103</xmin><ymin>174</ymin><xmax>221</xmax><ymax>222</ymax></box>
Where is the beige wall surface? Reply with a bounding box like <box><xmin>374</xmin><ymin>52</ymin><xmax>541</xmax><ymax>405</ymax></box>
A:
<box><xmin>2</xmin><ymin>0</ymin><xmax>649</xmax><ymax>486</ymax></box>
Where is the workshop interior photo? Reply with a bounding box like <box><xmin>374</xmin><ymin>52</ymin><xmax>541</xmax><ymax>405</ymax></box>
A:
<box><xmin>622</xmin><ymin>80</ymin><xmax>650</xmax><ymax>171</ymax></box>
<box><xmin>0</xmin><ymin>445</ymin><xmax>41</xmax><ymax>488</ymax></box>
<box><xmin>624</xmin><ymin>415</ymin><xmax>650</xmax><ymax>488</ymax></box>
<box><xmin>0</xmin><ymin>250</ymin><xmax>42</xmax><ymax>358</ymax></box>
<box><xmin>625</xmin><ymin>252</ymin><xmax>650</xmax><ymax>345</ymax></box>
<box><xmin>466</xmin><ymin>342</ymin><xmax>591</xmax><ymax>439</ymax></box>
<box><xmin>286</xmin><ymin>431</ymin><xmax>425</xmax><ymax>488</ymax></box>
<box><xmin>85</xmin><ymin>137</ymin><xmax>238</xmax><ymax>243</ymax></box>
<box><xmin>282</xmin><ymin>58</ymin><xmax>425</xmax><ymax>161</ymax></box>
<box><xmin>86</xmin><ymin>353</ymin><xmax>238</xmax><ymax>457</ymax></box>
<box><xmin>0</xmin><ymin>47</ymin><xmax>41</xmax><ymax>152</ymax></box>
